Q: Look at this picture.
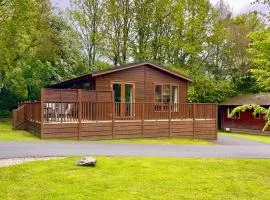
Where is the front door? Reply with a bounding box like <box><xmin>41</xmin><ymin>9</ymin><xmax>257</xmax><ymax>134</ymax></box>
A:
<box><xmin>113</xmin><ymin>83</ymin><xmax>134</xmax><ymax>119</ymax></box>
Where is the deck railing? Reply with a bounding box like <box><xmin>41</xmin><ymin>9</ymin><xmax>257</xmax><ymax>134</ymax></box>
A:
<box><xmin>12</xmin><ymin>101</ymin><xmax>41</xmax><ymax>127</ymax></box>
<box><xmin>12</xmin><ymin>88</ymin><xmax>218</xmax><ymax>140</ymax></box>
<box><xmin>13</xmin><ymin>101</ymin><xmax>217</xmax><ymax>125</ymax></box>
<box><xmin>41</xmin><ymin>102</ymin><xmax>217</xmax><ymax>122</ymax></box>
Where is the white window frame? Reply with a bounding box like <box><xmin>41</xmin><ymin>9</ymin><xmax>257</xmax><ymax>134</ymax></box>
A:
<box><xmin>227</xmin><ymin>107</ymin><xmax>240</xmax><ymax>119</ymax></box>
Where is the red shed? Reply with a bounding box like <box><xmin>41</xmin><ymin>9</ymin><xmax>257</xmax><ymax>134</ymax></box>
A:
<box><xmin>219</xmin><ymin>93</ymin><xmax>270</xmax><ymax>135</ymax></box>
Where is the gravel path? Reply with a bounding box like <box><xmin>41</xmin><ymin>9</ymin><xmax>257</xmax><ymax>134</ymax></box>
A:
<box><xmin>0</xmin><ymin>157</ymin><xmax>65</xmax><ymax>167</ymax></box>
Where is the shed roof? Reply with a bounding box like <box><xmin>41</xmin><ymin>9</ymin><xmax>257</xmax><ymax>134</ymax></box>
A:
<box><xmin>220</xmin><ymin>93</ymin><xmax>270</xmax><ymax>106</ymax></box>
<box><xmin>49</xmin><ymin>61</ymin><xmax>193</xmax><ymax>88</ymax></box>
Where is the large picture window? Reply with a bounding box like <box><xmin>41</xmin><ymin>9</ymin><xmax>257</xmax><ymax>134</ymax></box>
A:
<box><xmin>154</xmin><ymin>84</ymin><xmax>179</xmax><ymax>111</ymax></box>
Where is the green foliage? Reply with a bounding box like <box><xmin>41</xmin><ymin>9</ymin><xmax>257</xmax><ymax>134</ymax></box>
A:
<box><xmin>248</xmin><ymin>30</ymin><xmax>270</xmax><ymax>91</ymax></box>
<box><xmin>0</xmin><ymin>89</ymin><xmax>20</xmax><ymax>118</ymax></box>
<box><xmin>231</xmin><ymin>104</ymin><xmax>270</xmax><ymax>131</ymax></box>
<box><xmin>189</xmin><ymin>76</ymin><xmax>234</xmax><ymax>103</ymax></box>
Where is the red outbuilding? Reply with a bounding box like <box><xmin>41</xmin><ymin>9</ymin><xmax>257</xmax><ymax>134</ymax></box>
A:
<box><xmin>219</xmin><ymin>93</ymin><xmax>270</xmax><ymax>135</ymax></box>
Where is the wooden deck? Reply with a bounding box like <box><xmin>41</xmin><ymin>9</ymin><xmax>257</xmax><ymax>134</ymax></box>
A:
<box><xmin>12</xmin><ymin>89</ymin><xmax>218</xmax><ymax>140</ymax></box>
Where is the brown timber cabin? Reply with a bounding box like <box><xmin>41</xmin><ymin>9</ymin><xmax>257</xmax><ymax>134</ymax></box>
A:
<box><xmin>12</xmin><ymin>61</ymin><xmax>217</xmax><ymax>140</ymax></box>
<box><xmin>219</xmin><ymin>93</ymin><xmax>270</xmax><ymax>135</ymax></box>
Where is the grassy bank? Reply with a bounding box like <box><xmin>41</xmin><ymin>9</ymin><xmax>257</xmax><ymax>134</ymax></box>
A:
<box><xmin>219</xmin><ymin>132</ymin><xmax>270</xmax><ymax>144</ymax></box>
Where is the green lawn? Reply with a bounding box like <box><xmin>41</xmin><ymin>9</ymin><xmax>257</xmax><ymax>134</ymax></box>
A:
<box><xmin>0</xmin><ymin>120</ymin><xmax>211</xmax><ymax>145</ymax></box>
<box><xmin>0</xmin><ymin>121</ymin><xmax>39</xmax><ymax>141</ymax></box>
<box><xmin>219</xmin><ymin>131</ymin><xmax>270</xmax><ymax>144</ymax></box>
<box><xmin>0</xmin><ymin>157</ymin><xmax>270</xmax><ymax>200</ymax></box>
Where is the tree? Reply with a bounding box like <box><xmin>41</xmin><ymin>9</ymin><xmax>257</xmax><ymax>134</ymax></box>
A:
<box><xmin>0</xmin><ymin>0</ymin><xmax>88</xmax><ymax>116</ymax></box>
<box><xmin>248</xmin><ymin>29</ymin><xmax>270</xmax><ymax>91</ymax></box>
<box><xmin>103</xmin><ymin>0</ymin><xmax>134</xmax><ymax>65</ymax></box>
<box><xmin>68</xmin><ymin>0</ymin><xmax>104</xmax><ymax>67</ymax></box>
<box><xmin>132</xmin><ymin>0</ymin><xmax>154</xmax><ymax>60</ymax></box>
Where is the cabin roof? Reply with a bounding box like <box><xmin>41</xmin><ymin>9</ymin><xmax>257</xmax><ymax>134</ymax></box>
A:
<box><xmin>49</xmin><ymin>61</ymin><xmax>193</xmax><ymax>88</ymax></box>
<box><xmin>220</xmin><ymin>93</ymin><xmax>270</xmax><ymax>106</ymax></box>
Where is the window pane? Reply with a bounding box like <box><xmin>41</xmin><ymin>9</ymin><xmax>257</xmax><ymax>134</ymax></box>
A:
<box><xmin>162</xmin><ymin>84</ymin><xmax>170</xmax><ymax>103</ymax></box>
<box><xmin>125</xmin><ymin>84</ymin><xmax>133</xmax><ymax>103</ymax></box>
<box><xmin>172</xmin><ymin>86</ymin><xmax>178</xmax><ymax>103</ymax></box>
<box><xmin>113</xmin><ymin>83</ymin><xmax>121</xmax><ymax>103</ymax></box>
<box><xmin>155</xmin><ymin>85</ymin><xmax>162</xmax><ymax>102</ymax></box>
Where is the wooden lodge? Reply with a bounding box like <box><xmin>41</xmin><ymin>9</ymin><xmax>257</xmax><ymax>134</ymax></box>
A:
<box><xmin>219</xmin><ymin>93</ymin><xmax>270</xmax><ymax>135</ymax></box>
<box><xmin>12</xmin><ymin>61</ymin><xmax>217</xmax><ymax>140</ymax></box>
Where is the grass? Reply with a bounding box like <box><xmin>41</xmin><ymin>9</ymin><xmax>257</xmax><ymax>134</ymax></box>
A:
<box><xmin>0</xmin><ymin>121</ymin><xmax>39</xmax><ymax>141</ymax></box>
<box><xmin>98</xmin><ymin>137</ymin><xmax>212</xmax><ymax>145</ymax></box>
<box><xmin>0</xmin><ymin>120</ymin><xmax>211</xmax><ymax>145</ymax></box>
<box><xmin>219</xmin><ymin>131</ymin><xmax>270</xmax><ymax>144</ymax></box>
<box><xmin>0</xmin><ymin>157</ymin><xmax>270</xmax><ymax>200</ymax></box>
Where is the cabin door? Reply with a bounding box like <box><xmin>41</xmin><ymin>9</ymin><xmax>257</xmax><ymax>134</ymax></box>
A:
<box><xmin>113</xmin><ymin>83</ymin><xmax>134</xmax><ymax>119</ymax></box>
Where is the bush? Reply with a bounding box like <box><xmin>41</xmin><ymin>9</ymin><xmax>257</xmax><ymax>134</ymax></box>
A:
<box><xmin>0</xmin><ymin>110</ymin><xmax>12</xmax><ymax>118</ymax></box>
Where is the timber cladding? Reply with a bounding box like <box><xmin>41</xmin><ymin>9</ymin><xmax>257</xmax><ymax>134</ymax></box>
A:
<box><xmin>42</xmin><ymin>119</ymin><xmax>217</xmax><ymax>140</ymax></box>
<box><xmin>95</xmin><ymin>64</ymin><xmax>189</xmax><ymax>103</ymax></box>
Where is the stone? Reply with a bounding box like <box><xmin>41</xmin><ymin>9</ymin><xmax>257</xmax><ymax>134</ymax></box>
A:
<box><xmin>76</xmin><ymin>157</ymin><xmax>96</xmax><ymax>167</ymax></box>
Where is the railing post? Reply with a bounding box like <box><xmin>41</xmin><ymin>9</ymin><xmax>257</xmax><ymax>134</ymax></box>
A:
<box><xmin>169</xmin><ymin>102</ymin><xmax>171</xmax><ymax>137</ymax></box>
<box><xmin>78</xmin><ymin>89</ymin><xmax>82</xmax><ymax>140</ymax></box>
<box><xmin>33</xmin><ymin>102</ymin><xmax>35</xmax><ymax>134</ymax></box>
<box><xmin>112</xmin><ymin>101</ymin><xmax>115</xmax><ymax>139</ymax></box>
<box><xmin>193</xmin><ymin>103</ymin><xmax>196</xmax><ymax>139</ymax></box>
<box><xmin>40</xmin><ymin>89</ymin><xmax>44</xmax><ymax>139</ymax></box>
<box><xmin>60</xmin><ymin>89</ymin><xmax>63</xmax><ymax>123</ymax></box>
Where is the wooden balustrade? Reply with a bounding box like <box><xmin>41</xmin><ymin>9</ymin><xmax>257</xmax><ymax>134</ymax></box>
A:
<box><xmin>42</xmin><ymin>102</ymin><xmax>217</xmax><ymax>122</ymax></box>
<box><xmin>12</xmin><ymin>89</ymin><xmax>218</xmax><ymax>140</ymax></box>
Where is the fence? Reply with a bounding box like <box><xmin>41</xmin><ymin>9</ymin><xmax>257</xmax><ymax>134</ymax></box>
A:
<box><xmin>13</xmin><ymin>89</ymin><xmax>218</xmax><ymax>140</ymax></box>
<box><xmin>13</xmin><ymin>101</ymin><xmax>41</xmax><ymax>137</ymax></box>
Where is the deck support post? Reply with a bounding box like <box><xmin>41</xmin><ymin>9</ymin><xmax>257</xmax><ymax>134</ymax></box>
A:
<box><xmin>193</xmin><ymin>103</ymin><xmax>196</xmax><ymax>139</ymax></box>
<box><xmin>78</xmin><ymin>89</ymin><xmax>82</xmax><ymax>140</ymax></box>
<box><xmin>112</xmin><ymin>101</ymin><xmax>115</xmax><ymax>139</ymax></box>
<box><xmin>169</xmin><ymin>103</ymin><xmax>171</xmax><ymax>137</ymax></box>
<box><xmin>142</xmin><ymin>103</ymin><xmax>145</xmax><ymax>138</ymax></box>
<box><xmin>215</xmin><ymin>104</ymin><xmax>218</xmax><ymax>140</ymax></box>
<box><xmin>40</xmin><ymin>89</ymin><xmax>44</xmax><ymax>139</ymax></box>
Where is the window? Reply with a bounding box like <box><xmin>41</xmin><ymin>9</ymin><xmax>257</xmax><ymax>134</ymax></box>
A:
<box><xmin>154</xmin><ymin>84</ymin><xmax>179</xmax><ymax>111</ymax></box>
<box><xmin>254</xmin><ymin>112</ymin><xmax>261</xmax><ymax>119</ymax></box>
<box><xmin>154</xmin><ymin>84</ymin><xmax>179</xmax><ymax>103</ymax></box>
<box><xmin>155</xmin><ymin>85</ymin><xmax>162</xmax><ymax>103</ymax></box>
<box><xmin>227</xmin><ymin>107</ymin><xmax>240</xmax><ymax>119</ymax></box>
<box><xmin>162</xmin><ymin>84</ymin><xmax>170</xmax><ymax>103</ymax></box>
<box><xmin>172</xmin><ymin>86</ymin><xmax>178</xmax><ymax>104</ymax></box>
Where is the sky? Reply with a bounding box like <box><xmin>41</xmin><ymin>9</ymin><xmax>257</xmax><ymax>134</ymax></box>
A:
<box><xmin>51</xmin><ymin>0</ymin><xmax>269</xmax><ymax>15</ymax></box>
